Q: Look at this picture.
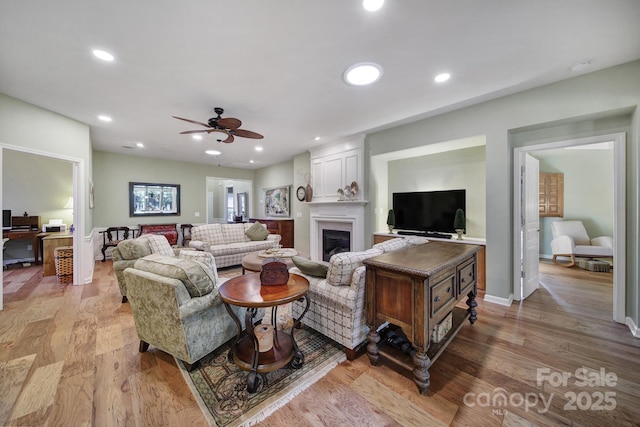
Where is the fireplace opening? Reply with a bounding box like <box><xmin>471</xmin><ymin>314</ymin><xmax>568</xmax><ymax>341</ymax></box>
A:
<box><xmin>322</xmin><ymin>229</ymin><xmax>351</xmax><ymax>262</ymax></box>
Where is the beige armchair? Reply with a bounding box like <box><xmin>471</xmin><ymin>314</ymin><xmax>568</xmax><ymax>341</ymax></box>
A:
<box><xmin>550</xmin><ymin>220</ymin><xmax>613</xmax><ymax>267</ymax></box>
<box><xmin>123</xmin><ymin>254</ymin><xmax>258</xmax><ymax>370</ymax></box>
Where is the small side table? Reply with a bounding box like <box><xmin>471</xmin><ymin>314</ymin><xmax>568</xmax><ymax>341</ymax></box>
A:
<box><xmin>218</xmin><ymin>272</ymin><xmax>310</xmax><ymax>393</ymax></box>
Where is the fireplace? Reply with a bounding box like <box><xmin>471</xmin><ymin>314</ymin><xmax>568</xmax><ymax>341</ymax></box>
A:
<box><xmin>322</xmin><ymin>229</ymin><xmax>351</xmax><ymax>261</ymax></box>
<box><xmin>309</xmin><ymin>201</ymin><xmax>367</xmax><ymax>260</ymax></box>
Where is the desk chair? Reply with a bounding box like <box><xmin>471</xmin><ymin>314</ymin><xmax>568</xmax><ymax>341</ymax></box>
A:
<box><xmin>2</xmin><ymin>237</ymin><xmax>9</xmax><ymax>270</ymax></box>
<box><xmin>102</xmin><ymin>227</ymin><xmax>134</xmax><ymax>262</ymax></box>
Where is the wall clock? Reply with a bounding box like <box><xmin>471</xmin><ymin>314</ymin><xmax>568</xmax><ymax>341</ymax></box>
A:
<box><xmin>296</xmin><ymin>186</ymin><xmax>306</xmax><ymax>201</ymax></box>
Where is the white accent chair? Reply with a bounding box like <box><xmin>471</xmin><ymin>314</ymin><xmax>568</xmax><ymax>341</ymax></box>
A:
<box><xmin>550</xmin><ymin>221</ymin><xmax>613</xmax><ymax>267</ymax></box>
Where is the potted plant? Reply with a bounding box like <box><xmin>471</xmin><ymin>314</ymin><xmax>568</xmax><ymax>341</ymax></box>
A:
<box><xmin>453</xmin><ymin>208</ymin><xmax>465</xmax><ymax>240</ymax></box>
<box><xmin>387</xmin><ymin>209</ymin><xmax>395</xmax><ymax>233</ymax></box>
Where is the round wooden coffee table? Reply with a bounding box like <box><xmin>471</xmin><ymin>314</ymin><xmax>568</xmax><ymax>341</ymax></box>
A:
<box><xmin>241</xmin><ymin>250</ymin><xmax>310</xmax><ymax>274</ymax></box>
<box><xmin>218</xmin><ymin>272</ymin><xmax>310</xmax><ymax>393</ymax></box>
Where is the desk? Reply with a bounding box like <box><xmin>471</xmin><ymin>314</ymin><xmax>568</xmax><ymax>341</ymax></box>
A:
<box><xmin>42</xmin><ymin>233</ymin><xmax>73</xmax><ymax>276</ymax></box>
<box><xmin>364</xmin><ymin>241</ymin><xmax>480</xmax><ymax>394</ymax></box>
<box><xmin>218</xmin><ymin>273</ymin><xmax>310</xmax><ymax>393</ymax></box>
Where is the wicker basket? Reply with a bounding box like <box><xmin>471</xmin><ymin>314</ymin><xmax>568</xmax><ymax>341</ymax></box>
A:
<box><xmin>54</xmin><ymin>246</ymin><xmax>73</xmax><ymax>284</ymax></box>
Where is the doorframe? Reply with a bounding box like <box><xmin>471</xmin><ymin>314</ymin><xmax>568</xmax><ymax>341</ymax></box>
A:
<box><xmin>512</xmin><ymin>132</ymin><xmax>626</xmax><ymax>323</ymax></box>
<box><xmin>1</xmin><ymin>143</ymin><xmax>85</xmax><ymax>311</ymax></box>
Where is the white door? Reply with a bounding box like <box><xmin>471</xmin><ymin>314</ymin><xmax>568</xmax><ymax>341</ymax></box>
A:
<box><xmin>522</xmin><ymin>154</ymin><xmax>540</xmax><ymax>299</ymax></box>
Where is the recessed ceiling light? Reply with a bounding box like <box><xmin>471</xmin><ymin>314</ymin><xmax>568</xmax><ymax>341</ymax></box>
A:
<box><xmin>92</xmin><ymin>49</ymin><xmax>114</xmax><ymax>62</ymax></box>
<box><xmin>344</xmin><ymin>62</ymin><xmax>383</xmax><ymax>86</ymax></box>
<box><xmin>255</xmin><ymin>146</ymin><xmax>263</xmax><ymax>151</ymax></box>
<box><xmin>205</xmin><ymin>150</ymin><xmax>221</xmax><ymax>156</ymax></box>
<box><xmin>98</xmin><ymin>115</ymin><xmax>112</xmax><ymax>122</ymax></box>
<box><xmin>135</xmin><ymin>142</ymin><xmax>144</xmax><ymax>148</ymax></box>
<box><xmin>250</xmin><ymin>160</ymin><xmax>255</xmax><ymax>164</ymax></box>
<box><xmin>192</xmin><ymin>135</ymin><xmax>203</xmax><ymax>141</ymax></box>
<box><xmin>434</xmin><ymin>73</ymin><xmax>451</xmax><ymax>83</ymax></box>
<box><xmin>314</xmin><ymin>136</ymin><xmax>321</xmax><ymax>141</ymax></box>
<box><xmin>363</xmin><ymin>0</ymin><xmax>384</xmax><ymax>12</ymax></box>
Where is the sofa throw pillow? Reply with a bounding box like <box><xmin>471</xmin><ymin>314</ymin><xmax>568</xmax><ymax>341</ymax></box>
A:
<box><xmin>116</xmin><ymin>238</ymin><xmax>152</xmax><ymax>260</ymax></box>
<box><xmin>245</xmin><ymin>222</ymin><xmax>270</xmax><ymax>241</ymax></box>
<box><xmin>291</xmin><ymin>256</ymin><xmax>330</xmax><ymax>278</ymax></box>
<box><xmin>179</xmin><ymin>249</ymin><xmax>219</xmax><ymax>283</ymax></box>
<box><xmin>326</xmin><ymin>248</ymin><xmax>383</xmax><ymax>286</ymax></box>
<box><xmin>144</xmin><ymin>234</ymin><xmax>175</xmax><ymax>256</ymax></box>
<box><xmin>134</xmin><ymin>254</ymin><xmax>216</xmax><ymax>298</ymax></box>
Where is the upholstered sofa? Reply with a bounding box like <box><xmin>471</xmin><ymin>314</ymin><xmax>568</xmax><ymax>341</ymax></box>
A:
<box><xmin>290</xmin><ymin>236</ymin><xmax>428</xmax><ymax>360</ymax></box>
<box><xmin>112</xmin><ymin>234</ymin><xmax>191</xmax><ymax>302</ymax></box>
<box><xmin>123</xmin><ymin>254</ymin><xmax>258</xmax><ymax>369</ymax></box>
<box><xmin>188</xmin><ymin>222</ymin><xmax>281</xmax><ymax>268</ymax></box>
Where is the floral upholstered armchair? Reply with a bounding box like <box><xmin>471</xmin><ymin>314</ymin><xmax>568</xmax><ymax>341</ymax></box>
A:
<box><xmin>111</xmin><ymin>234</ymin><xmax>184</xmax><ymax>302</ymax></box>
<box><xmin>123</xmin><ymin>254</ymin><xmax>258</xmax><ymax>370</ymax></box>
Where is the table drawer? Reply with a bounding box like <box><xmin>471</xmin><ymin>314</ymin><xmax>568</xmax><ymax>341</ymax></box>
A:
<box><xmin>431</xmin><ymin>273</ymin><xmax>455</xmax><ymax>317</ymax></box>
<box><xmin>458</xmin><ymin>257</ymin><xmax>476</xmax><ymax>296</ymax></box>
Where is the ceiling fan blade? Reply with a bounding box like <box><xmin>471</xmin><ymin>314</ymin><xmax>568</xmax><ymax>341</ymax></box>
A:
<box><xmin>180</xmin><ymin>129</ymin><xmax>210</xmax><ymax>134</ymax></box>
<box><xmin>232</xmin><ymin>128</ymin><xmax>264</xmax><ymax>139</ymax></box>
<box><xmin>172</xmin><ymin>116</ymin><xmax>211</xmax><ymax>128</ymax></box>
<box><xmin>222</xmin><ymin>134</ymin><xmax>235</xmax><ymax>143</ymax></box>
<box><xmin>217</xmin><ymin>117</ymin><xmax>242</xmax><ymax>129</ymax></box>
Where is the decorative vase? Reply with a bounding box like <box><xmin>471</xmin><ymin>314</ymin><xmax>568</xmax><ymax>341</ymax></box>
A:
<box><xmin>455</xmin><ymin>229</ymin><xmax>464</xmax><ymax>240</ymax></box>
<box><xmin>305</xmin><ymin>184</ymin><xmax>313</xmax><ymax>202</ymax></box>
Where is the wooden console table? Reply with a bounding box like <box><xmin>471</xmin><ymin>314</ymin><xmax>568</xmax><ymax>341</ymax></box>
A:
<box><xmin>364</xmin><ymin>241</ymin><xmax>480</xmax><ymax>394</ymax></box>
<box><xmin>373</xmin><ymin>232</ymin><xmax>486</xmax><ymax>290</ymax></box>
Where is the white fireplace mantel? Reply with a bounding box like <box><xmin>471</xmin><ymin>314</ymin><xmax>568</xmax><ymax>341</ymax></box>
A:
<box><xmin>309</xmin><ymin>200</ymin><xmax>368</xmax><ymax>260</ymax></box>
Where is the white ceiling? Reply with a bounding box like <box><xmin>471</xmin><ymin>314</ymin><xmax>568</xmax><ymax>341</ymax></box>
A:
<box><xmin>1</xmin><ymin>1</ymin><xmax>639</xmax><ymax>169</ymax></box>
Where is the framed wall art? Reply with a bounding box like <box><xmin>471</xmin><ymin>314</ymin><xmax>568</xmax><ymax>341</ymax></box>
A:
<box><xmin>264</xmin><ymin>185</ymin><xmax>290</xmax><ymax>217</ymax></box>
<box><xmin>129</xmin><ymin>182</ymin><xmax>181</xmax><ymax>217</ymax></box>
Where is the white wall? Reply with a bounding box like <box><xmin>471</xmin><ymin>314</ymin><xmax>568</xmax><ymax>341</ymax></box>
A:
<box><xmin>387</xmin><ymin>145</ymin><xmax>486</xmax><ymax>237</ymax></box>
<box><xmin>365</xmin><ymin>60</ymin><xmax>639</xmax><ymax>324</ymax></box>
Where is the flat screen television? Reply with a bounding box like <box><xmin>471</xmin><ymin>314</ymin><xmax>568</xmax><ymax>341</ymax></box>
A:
<box><xmin>2</xmin><ymin>209</ymin><xmax>11</xmax><ymax>228</ymax></box>
<box><xmin>392</xmin><ymin>190</ymin><xmax>465</xmax><ymax>234</ymax></box>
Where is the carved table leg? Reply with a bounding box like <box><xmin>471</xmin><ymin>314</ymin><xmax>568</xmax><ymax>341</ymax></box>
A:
<box><xmin>223</xmin><ymin>302</ymin><xmax>243</xmax><ymax>363</ymax></box>
<box><xmin>366</xmin><ymin>328</ymin><xmax>381</xmax><ymax>366</ymax></box>
<box><xmin>244</xmin><ymin>308</ymin><xmax>261</xmax><ymax>393</ymax></box>
<box><xmin>466</xmin><ymin>291</ymin><xmax>478</xmax><ymax>324</ymax></box>
<box><xmin>412</xmin><ymin>349</ymin><xmax>431</xmax><ymax>395</ymax></box>
<box><xmin>290</xmin><ymin>295</ymin><xmax>310</xmax><ymax>369</ymax></box>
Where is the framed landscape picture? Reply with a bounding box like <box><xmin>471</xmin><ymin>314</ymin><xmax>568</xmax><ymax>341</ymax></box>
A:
<box><xmin>264</xmin><ymin>185</ymin><xmax>290</xmax><ymax>217</ymax></box>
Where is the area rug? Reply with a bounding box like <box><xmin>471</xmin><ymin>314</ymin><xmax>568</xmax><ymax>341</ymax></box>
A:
<box><xmin>176</xmin><ymin>328</ymin><xmax>345</xmax><ymax>427</ymax></box>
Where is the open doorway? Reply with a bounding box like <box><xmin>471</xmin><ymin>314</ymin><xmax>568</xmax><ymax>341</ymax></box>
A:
<box><xmin>1</xmin><ymin>144</ymin><xmax>85</xmax><ymax>311</ymax></box>
<box><xmin>205</xmin><ymin>177</ymin><xmax>252</xmax><ymax>224</ymax></box>
<box><xmin>513</xmin><ymin>132</ymin><xmax>626</xmax><ymax>323</ymax></box>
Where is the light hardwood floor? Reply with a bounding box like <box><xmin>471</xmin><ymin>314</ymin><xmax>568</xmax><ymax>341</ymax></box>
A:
<box><xmin>1</xmin><ymin>259</ymin><xmax>639</xmax><ymax>426</ymax></box>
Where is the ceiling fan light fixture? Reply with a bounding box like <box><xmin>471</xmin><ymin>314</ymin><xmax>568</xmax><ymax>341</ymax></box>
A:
<box><xmin>205</xmin><ymin>150</ymin><xmax>221</xmax><ymax>156</ymax></box>
<box><xmin>344</xmin><ymin>62</ymin><xmax>383</xmax><ymax>86</ymax></box>
<box><xmin>192</xmin><ymin>135</ymin><xmax>203</xmax><ymax>140</ymax></box>
<box><xmin>208</xmin><ymin>130</ymin><xmax>229</xmax><ymax>141</ymax></box>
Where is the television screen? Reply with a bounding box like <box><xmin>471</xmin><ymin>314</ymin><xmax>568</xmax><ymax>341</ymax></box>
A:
<box><xmin>392</xmin><ymin>190</ymin><xmax>465</xmax><ymax>234</ymax></box>
<box><xmin>2</xmin><ymin>209</ymin><xmax>11</xmax><ymax>228</ymax></box>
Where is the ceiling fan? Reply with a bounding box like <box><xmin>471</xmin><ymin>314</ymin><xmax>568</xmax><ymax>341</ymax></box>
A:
<box><xmin>172</xmin><ymin>107</ymin><xmax>264</xmax><ymax>143</ymax></box>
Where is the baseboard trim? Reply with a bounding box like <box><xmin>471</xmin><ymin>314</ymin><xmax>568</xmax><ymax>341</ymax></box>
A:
<box><xmin>483</xmin><ymin>293</ymin><xmax>513</xmax><ymax>306</ymax></box>
<box><xmin>625</xmin><ymin>317</ymin><xmax>639</xmax><ymax>338</ymax></box>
